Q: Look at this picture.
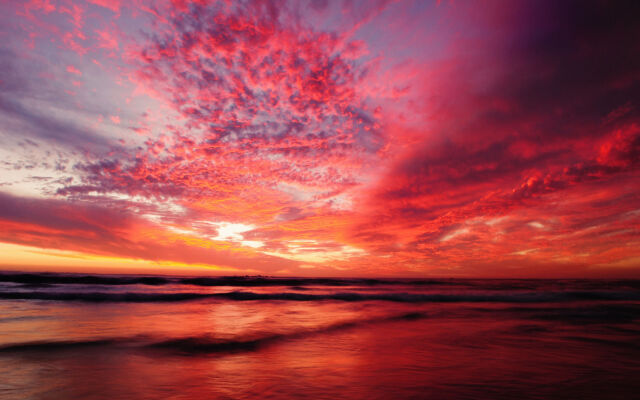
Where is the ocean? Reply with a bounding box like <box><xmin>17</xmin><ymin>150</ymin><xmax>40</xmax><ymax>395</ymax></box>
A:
<box><xmin>0</xmin><ymin>273</ymin><xmax>639</xmax><ymax>399</ymax></box>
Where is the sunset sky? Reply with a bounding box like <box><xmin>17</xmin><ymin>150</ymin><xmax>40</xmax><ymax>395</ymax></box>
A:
<box><xmin>0</xmin><ymin>0</ymin><xmax>638</xmax><ymax>277</ymax></box>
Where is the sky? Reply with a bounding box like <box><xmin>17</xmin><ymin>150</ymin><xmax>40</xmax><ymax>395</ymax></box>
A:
<box><xmin>0</xmin><ymin>0</ymin><xmax>638</xmax><ymax>277</ymax></box>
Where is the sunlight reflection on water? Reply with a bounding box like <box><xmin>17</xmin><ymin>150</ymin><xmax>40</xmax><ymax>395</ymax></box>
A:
<box><xmin>1</xmin><ymin>278</ymin><xmax>639</xmax><ymax>399</ymax></box>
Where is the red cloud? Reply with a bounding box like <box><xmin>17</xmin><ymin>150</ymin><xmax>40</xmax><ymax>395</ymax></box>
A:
<box><xmin>1</xmin><ymin>0</ymin><xmax>639</xmax><ymax>277</ymax></box>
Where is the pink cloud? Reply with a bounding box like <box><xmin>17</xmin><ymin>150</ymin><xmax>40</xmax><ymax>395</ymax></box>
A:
<box><xmin>66</xmin><ymin>65</ymin><xmax>82</xmax><ymax>75</ymax></box>
<box><xmin>87</xmin><ymin>0</ymin><xmax>122</xmax><ymax>13</ymax></box>
<box><xmin>1</xmin><ymin>0</ymin><xmax>639</xmax><ymax>277</ymax></box>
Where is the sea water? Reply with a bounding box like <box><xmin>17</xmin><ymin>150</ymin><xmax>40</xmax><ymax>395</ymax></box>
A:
<box><xmin>0</xmin><ymin>273</ymin><xmax>639</xmax><ymax>399</ymax></box>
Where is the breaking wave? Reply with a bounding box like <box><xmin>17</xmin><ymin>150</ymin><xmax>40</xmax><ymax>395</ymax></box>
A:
<box><xmin>0</xmin><ymin>311</ymin><xmax>428</xmax><ymax>355</ymax></box>
<box><xmin>0</xmin><ymin>272</ymin><xmax>467</xmax><ymax>287</ymax></box>
<box><xmin>1</xmin><ymin>290</ymin><xmax>639</xmax><ymax>303</ymax></box>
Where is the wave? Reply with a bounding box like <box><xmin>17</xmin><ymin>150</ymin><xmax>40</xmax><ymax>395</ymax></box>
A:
<box><xmin>0</xmin><ymin>312</ymin><xmax>427</xmax><ymax>355</ymax></box>
<box><xmin>3</xmin><ymin>273</ymin><xmax>640</xmax><ymax>294</ymax></box>
<box><xmin>1</xmin><ymin>289</ymin><xmax>639</xmax><ymax>303</ymax></box>
<box><xmin>0</xmin><ymin>339</ymin><xmax>118</xmax><ymax>353</ymax></box>
<box><xmin>217</xmin><ymin>290</ymin><xmax>640</xmax><ymax>303</ymax></box>
<box><xmin>0</xmin><ymin>273</ymin><xmax>171</xmax><ymax>286</ymax></box>
<box><xmin>498</xmin><ymin>303</ymin><xmax>640</xmax><ymax>324</ymax></box>
<box><xmin>146</xmin><ymin>313</ymin><xmax>423</xmax><ymax>355</ymax></box>
<box><xmin>0</xmin><ymin>291</ymin><xmax>213</xmax><ymax>302</ymax></box>
<box><xmin>0</xmin><ymin>272</ymin><xmax>469</xmax><ymax>288</ymax></box>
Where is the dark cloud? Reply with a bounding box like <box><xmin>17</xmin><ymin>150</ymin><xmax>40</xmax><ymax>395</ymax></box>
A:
<box><xmin>376</xmin><ymin>0</ymin><xmax>640</xmax><ymax>209</ymax></box>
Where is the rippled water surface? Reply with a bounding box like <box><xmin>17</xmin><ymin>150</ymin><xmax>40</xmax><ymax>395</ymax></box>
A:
<box><xmin>1</xmin><ymin>273</ymin><xmax>639</xmax><ymax>399</ymax></box>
